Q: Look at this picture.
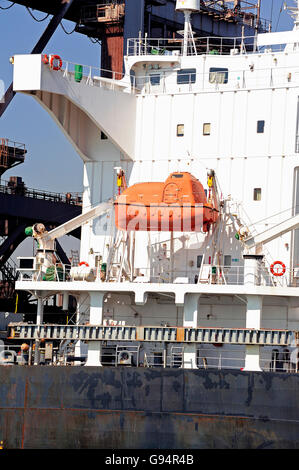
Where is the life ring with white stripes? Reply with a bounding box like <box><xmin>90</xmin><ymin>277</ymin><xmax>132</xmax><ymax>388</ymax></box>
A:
<box><xmin>79</xmin><ymin>261</ymin><xmax>89</xmax><ymax>268</ymax></box>
<box><xmin>270</xmin><ymin>261</ymin><xmax>286</xmax><ymax>277</ymax></box>
<box><xmin>50</xmin><ymin>54</ymin><xmax>62</xmax><ymax>71</ymax></box>
<box><xmin>42</xmin><ymin>54</ymin><xmax>49</xmax><ymax>65</ymax></box>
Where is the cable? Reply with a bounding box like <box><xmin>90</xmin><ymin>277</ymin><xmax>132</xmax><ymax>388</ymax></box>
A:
<box><xmin>89</xmin><ymin>37</ymin><xmax>101</xmax><ymax>45</ymax></box>
<box><xmin>25</xmin><ymin>7</ymin><xmax>50</xmax><ymax>22</ymax></box>
<box><xmin>60</xmin><ymin>20</ymin><xmax>77</xmax><ymax>35</ymax></box>
<box><xmin>270</xmin><ymin>0</ymin><xmax>274</xmax><ymax>29</ymax></box>
<box><xmin>0</xmin><ymin>1</ymin><xmax>15</xmax><ymax>10</ymax></box>
<box><xmin>275</xmin><ymin>0</ymin><xmax>284</xmax><ymax>32</ymax></box>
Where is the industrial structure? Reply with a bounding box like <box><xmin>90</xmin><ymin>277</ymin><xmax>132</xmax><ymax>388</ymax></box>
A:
<box><xmin>0</xmin><ymin>141</ymin><xmax>82</xmax><ymax>314</ymax></box>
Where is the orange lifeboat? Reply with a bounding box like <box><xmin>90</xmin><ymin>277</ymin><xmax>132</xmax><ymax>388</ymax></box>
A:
<box><xmin>114</xmin><ymin>172</ymin><xmax>219</xmax><ymax>232</ymax></box>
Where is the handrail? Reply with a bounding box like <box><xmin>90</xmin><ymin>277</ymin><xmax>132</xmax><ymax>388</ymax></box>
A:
<box><xmin>0</xmin><ymin>180</ymin><xmax>82</xmax><ymax>206</ymax></box>
<box><xmin>126</xmin><ymin>34</ymin><xmax>283</xmax><ymax>57</ymax></box>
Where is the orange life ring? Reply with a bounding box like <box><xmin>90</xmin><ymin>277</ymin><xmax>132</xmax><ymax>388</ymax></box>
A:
<box><xmin>42</xmin><ymin>54</ymin><xmax>49</xmax><ymax>64</ymax></box>
<box><xmin>79</xmin><ymin>261</ymin><xmax>89</xmax><ymax>267</ymax></box>
<box><xmin>49</xmin><ymin>54</ymin><xmax>62</xmax><ymax>71</ymax></box>
<box><xmin>270</xmin><ymin>261</ymin><xmax>286</xmax><ymax>277</ymax></box>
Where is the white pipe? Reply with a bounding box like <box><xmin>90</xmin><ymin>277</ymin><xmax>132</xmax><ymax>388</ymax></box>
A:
<box><xmin>183</xmin><ymin>11</ymin><xmax>191</xmax><ymax>56</ymax></box>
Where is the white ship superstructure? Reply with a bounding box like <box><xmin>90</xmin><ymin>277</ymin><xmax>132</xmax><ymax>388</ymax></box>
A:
<box><xmin>11</xmin><ymin>0</ymin><xmax>299</xmax><ymax>372</ymax></box>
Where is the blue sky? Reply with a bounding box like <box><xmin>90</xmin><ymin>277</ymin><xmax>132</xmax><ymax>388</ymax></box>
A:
<box><xmin>0</xmin><ymin>1</ymin><xmax>295</xmax><ymax>258</ymax></box>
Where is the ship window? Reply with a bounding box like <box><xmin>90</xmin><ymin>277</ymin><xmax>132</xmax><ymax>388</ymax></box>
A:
<box><xmin>254</xmin><ymin>188</ymin><xmax>262</xmax><ymax>201</ymax></box>
<box><xmin>224</xmin><ymin>255</ymin><xmax>231</xmax><ymax>267</ymax></box>
<box><xmin>172</xmin><ymin>174</ymin><xmax>184</xmax><ymax>178</ymax></box>
<box><xmin>177</xmin><ymin>68</ymin><xmax>196</xmax><ymax>84</ymax></box>
<box><xmin>203</xmin><ymin>123</ymin><xmax>211</xmax><ymax>135</ymax></box>
<box><xmin>257</xmin><ymin>120</ymin><xmax>265</xmax><ymax>133</ymax></box>
<box><xmin>101</xmin><ymin>131</ymin><xmax>108</xmax><ymax>140</ymax></box>
<box><xmin>197</xmin><ymin>255</ymin><xmax>203</xmax><ymax>268</ymax></box>
<box><xmin>177</xmin><ymin>124</ymin><xmax>184</xmax><ymax>137</ymax></box>
<box><xmin>209</xmin><ymin>67</ymin><xmax>229</xmax><ymax>84</ymax></box>
<box><xmin>150</xmin><ymin>74</ymin><xmax>160</xmax><ymax>86</ymax></box>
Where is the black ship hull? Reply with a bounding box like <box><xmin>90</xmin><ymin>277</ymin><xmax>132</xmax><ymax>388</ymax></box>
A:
<box><xmin>0</xmin><ymin>366</ymin><xmax>298</xmax><ymax>449</ymax></box>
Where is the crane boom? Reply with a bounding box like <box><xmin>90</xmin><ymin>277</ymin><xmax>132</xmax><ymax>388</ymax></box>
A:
<box><xmin>42</xmin><ymin>200</ymin><xmax>113</xmax><ymax>242</ymax></box>
<box><xmin>244</xmin><ymin>213</ymin><xmax>299</xmax><ymax>250</ymax></box>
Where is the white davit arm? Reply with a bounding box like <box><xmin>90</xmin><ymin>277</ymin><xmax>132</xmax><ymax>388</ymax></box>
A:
<box><xmin>41</xmin><ymin>199</ymin><xmax>113</xmax><ymax>242</ymax></box>
<box><xmin>244</xmin><ymin>213</ymin><xmax>299</xmax><ymax>250</ymax></box>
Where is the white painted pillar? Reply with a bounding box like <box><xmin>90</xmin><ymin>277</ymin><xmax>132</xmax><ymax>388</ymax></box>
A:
<box><xmin>183</xmin><ymin>293</ymin><xmax>200</xmax><ymax>369</ymax></box>
<box><xmin>244</xmin><ymin>295</ymin><xmax>263</xmax><ymax>372</ymax></box>
<box><xmin>85</xmin><ymin>292</ymin><xmax>106</xmax><ymax>367</ymax></box>
<box><xmin>36</xmin><ymin>297</ymin><xmax>44</xmax><ymax>325</ymax></box>
<box><xmin>34</xmin><ymin>296</ymin><xmax>44</xmax><ymax>365</ymax></box>
<box><xmin>243</xmin><ymin>254</ymin><xmax>264</xmax><ymax>286</ymax></box>
<box><xmin>74</xmin><ymin>294</ymin><xmax>88</xmax><ymax>362</ymax></box>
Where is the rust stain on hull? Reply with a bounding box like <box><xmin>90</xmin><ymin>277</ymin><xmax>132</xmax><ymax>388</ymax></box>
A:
<box><xmin>0</xmin><ymin>367</ymin><xmax>298</xmax><ymax>449</ymax></box>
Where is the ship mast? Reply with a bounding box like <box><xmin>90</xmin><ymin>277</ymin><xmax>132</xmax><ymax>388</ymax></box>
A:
<box><xmin>175</xmin><ymin>0</ymin><xmax>200</xmax><ymax>56</ymax></box>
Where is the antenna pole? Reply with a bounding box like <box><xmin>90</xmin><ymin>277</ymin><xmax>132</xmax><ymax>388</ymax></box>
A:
<box><xmin>183</xmin><ymin>11</ymin><xmax>191</xmax><ymax>56</ymax></box>
<box><xmin>256</xmin><ymin>0</ymin><xmax>261</xmax><ymax>31</ymax></box>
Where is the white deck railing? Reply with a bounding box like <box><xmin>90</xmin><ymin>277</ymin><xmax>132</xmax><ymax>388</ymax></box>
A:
<box><xmin>127</xmin><ymin>35</ymin><xmax>285</xmax><ymax>57</ymax></box>
<box><xmin>17</xmin><ymin>262</ymin><xmax>299</xmax><ymax>288</ymax></box>
<box><xmin>44</xmin><ymin>56</ymin><xmax>299</xmax><ymax>98</ymax></box>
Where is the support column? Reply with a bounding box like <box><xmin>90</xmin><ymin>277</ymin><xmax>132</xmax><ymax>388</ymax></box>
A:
<box><xmin>243</xmin><ymin>254</ymin><xmax>264</xmax><ymax>286</ymax></box>
<box><xmin>85</xmin><ymin>292</ymin><xmax>106</xmax><ymax>367</ymax></box>
<box><xmin>244</xmin><ymin>295</ymin><xmax>263</xmax><ymax>371</ymax></box>
<box><xmin>183</xmin><ymin>293</ymin><xmax>200</xmax><ymax>369</ymax></box>
<box><xmin>34</xmin><ymin>296</ymin><xmax>44</xmax><ymax>365</ymax></box>
<box><xmin>74</xmin><ymin>294</ymin><xmax>89</xmax><ymax>362</ymax></box>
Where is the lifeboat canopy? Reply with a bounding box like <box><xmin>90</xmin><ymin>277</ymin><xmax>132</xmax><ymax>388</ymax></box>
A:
<box><xmin>114</xmin><ymin>172</ymin><xmax>219</xmax><ymax>232</ymax></box>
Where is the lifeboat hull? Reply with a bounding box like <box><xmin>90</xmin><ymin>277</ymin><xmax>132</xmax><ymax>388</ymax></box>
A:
<box><xmin>114</xmin><ymin>202</ymin><xmax>218</xmax><ymax>232</ymax></box>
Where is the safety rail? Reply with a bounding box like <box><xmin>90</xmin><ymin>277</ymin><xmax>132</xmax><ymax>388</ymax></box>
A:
<box><xmin>127</xmin><ymin>35</ymin><xmax>283</xmax><ymax>57</ymax></box>
<box><xmin>200</xmin><ymin>1</ymin><xmax>269</xmax><ymax>32</ymax></box>
<box><xmin>130</xmin><ymin>63</ymin><xmax>299</xmax><ymax>96</ymax></box>
<box><xmin>0</xmin><ymin>179</ymin><xmax>82</xmax><ymax>205</ymax></box>
<box><xmin>57</xmin><ymin>58</ymin><xmax>125</xmax><ymax>86</ymax></box>
<box><xmin>197</xmin><ymin>354</ymin><xmax>299</xmax><ymax>373</ymax></box>
<box><xmin>46</xmin><ymin>55</ymin><xmax>299</xmax><ymax>98</ymax></box>
<box><xmin>0</xmin><ymin>139</ymin><xmax>26</xmax><ymax>159</ymax></box>
<box><xmin>17</xmin><ymin>262</ymin><xmax>299</xmax><ymax>287</ymax></box>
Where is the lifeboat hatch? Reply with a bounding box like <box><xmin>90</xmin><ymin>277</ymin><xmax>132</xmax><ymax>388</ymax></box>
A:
<box><xmin>163</xmin><ymin>183</ymin><xmax>179</xmax><ymax>203</ymax></box>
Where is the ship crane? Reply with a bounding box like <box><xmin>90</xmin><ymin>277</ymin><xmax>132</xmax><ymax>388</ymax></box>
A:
<box><xmin>243</xmin><ymin>213</ymin><xmax>299</xmax><ymax>254</ymax></box>
<box><xmin>34</xmin><ymin>199</ymin><xmax>113</xmax><ymax>246</ymax></box>
<box><xmin>26</xmin><ymin>199</ymin><xmax>113</xmax><ymax>277</ymax></box>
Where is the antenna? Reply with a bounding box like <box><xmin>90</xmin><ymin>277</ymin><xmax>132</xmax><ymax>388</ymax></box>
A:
<box><xmin>176</xmin><ymin>0</ymin><xmax>200</xmax><ymax>55</ymax></box>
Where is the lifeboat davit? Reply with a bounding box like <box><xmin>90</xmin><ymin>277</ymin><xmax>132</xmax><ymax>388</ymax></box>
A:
<box><xmin>114</xmin><ymin>172</ymin><xmax>219</xmax><ymax>232</ymax></box>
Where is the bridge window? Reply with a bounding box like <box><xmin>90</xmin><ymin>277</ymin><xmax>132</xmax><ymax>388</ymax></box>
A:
<box><xmin>224</xmin><ymin>255</ymin><xmax>231</xmax><ymax>267</ymax></box>
<box><xmin>209</xmin><ymin>67</ymin><xmax>229</xmax><ymax>84</ymax></box>
<box><xmin>197</xmin><ymin>255</ymin><xmax>203</xmax><ymax>268</ymax></box>
<box><xmin>150</xmin><ymin>74</ymin><xmax>161</xmax><ymax>86</ymax></box>
<box><xmin>177</xmin><ymin>68</ymin><xmax>196</xmax><ymax>84</ymax></box>
<box><xmin>177</xmin><ymin>124</ymin><xmax>184</xmax><ymax>137</ymax></box>
<box><xmin>254</xmin><ymin>188</ymin><xmax>262</xmax><ymax>201</ymax></box>
<box><xmin>101</xmin><ymin>131</ymin><xmax>108</xmax><ymax>140</ymax></box>
<box><xmin>257</xmin><ymin>120</ymin><xmax>265</xmax><ymax>133</ymax></box>
<box><xmin>203</xmin><ymin>123</ymin><xmax>211</xmax><ymax>135</ymax></box>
